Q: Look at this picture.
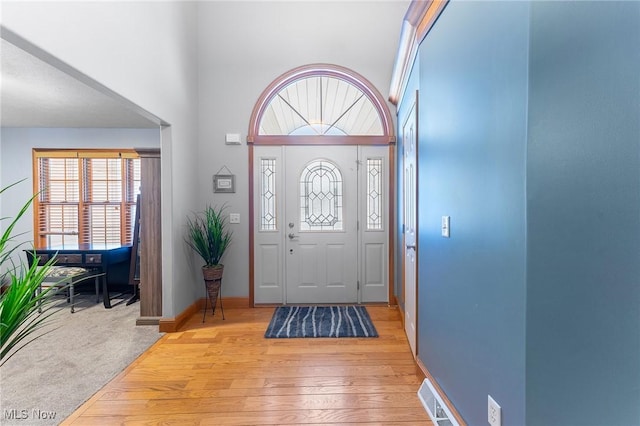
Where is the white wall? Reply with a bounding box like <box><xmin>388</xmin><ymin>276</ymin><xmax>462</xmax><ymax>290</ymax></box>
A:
<box><xmin>1</xmin><ymin>0</ymin><xmax>408</xmax><ymax>311</ymax></box>
<box><xmin>2</xmin><ymin>1</ymin><xmax>200</xmax><ymax>316</ymax></box>
<box><xmin>197</xmin><ymin>1</ymin><xmax>407</xmax><ymax>297</ymax></box>
<box><xmin>0</xmin><ymin>127</ymin><xmax>160</xmax><ymax>249</ymax></box>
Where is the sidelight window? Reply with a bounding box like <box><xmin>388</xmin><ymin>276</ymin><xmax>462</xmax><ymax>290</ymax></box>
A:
<box><xmin>367</xmin><ymin>158</ymin><xmax>383</xmax><ymax>230</ymax></box>
<box><xmin>260</xmin><ymin>158</ymin><xmax>277</xmax><ymax>231</ymax></box>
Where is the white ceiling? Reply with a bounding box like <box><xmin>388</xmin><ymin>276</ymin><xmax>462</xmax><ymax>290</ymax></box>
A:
<box><xmin>0</xmin><ymin>38</ymin><xmax>161</xmax><ymax>128</ymax></box>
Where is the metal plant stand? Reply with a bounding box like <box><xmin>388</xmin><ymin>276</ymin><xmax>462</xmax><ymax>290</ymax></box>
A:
<box><xmin>202</xmin><ymin>275</ymin><xmax>225</xmax><ymax>322</ymax></box>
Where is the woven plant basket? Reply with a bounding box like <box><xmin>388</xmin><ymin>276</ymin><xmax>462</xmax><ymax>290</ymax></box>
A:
<box><xmin>202</xmin><ymin>264</ymin><xmax>224</xmax><ymax>281</ymax></box>
<box><xmin>202</xmin><ymin>265</ymin><xmax>224</xmax><ymax>321</ymax></box>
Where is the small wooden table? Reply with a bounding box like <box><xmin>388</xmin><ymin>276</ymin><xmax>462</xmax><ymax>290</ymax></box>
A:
<box><xmin>25</xmin><ymin>243</ymin><xmax>132</xmax><ymax>309</ymax></box>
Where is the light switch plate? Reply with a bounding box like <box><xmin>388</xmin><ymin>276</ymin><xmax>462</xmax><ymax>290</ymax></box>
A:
<box><xmin>441</xmin><ymin>215</ymin><xmax>450</xmax><ymax>238</ymax></box>
<box><xmin>488</xmin><ymin>395</ymin><xmax>501</xmax><ymax>426</ymax></box>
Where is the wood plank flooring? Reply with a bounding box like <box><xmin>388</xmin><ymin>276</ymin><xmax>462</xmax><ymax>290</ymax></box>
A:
<box><xmin>63</xmin><ymin>306</ymin><xmax>430</xmax><ymax>425</ymax></box>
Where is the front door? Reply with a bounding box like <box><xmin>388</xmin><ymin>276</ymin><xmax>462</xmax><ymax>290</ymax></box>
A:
<box><xmin>252</xmin><ymin>145</ymin><xmax>388</xmax><ymax>305</ymax></box>
<box><xmin>284</xmin><ymin>146</ymin><xmax>359</xmax><ymax>303</ymax></box>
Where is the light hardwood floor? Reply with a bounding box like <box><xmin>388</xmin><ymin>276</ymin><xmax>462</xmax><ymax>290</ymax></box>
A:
<box><xmin>63</xmin><ymin>306</ymin><xmax>431</xmax><ymax>425</ymax></box>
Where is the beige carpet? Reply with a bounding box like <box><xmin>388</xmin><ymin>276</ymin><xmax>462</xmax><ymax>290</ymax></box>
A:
<box><xmin>0</xmin><ymin>292</ymin><xmax>163</xmax><ymax>425</ymax></box>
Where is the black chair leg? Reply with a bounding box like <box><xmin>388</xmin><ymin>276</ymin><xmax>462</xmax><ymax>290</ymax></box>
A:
<box><xmin>69</xmin><ymin>283</ymin><xmax>75</xmax><ymax>313</ymax></box>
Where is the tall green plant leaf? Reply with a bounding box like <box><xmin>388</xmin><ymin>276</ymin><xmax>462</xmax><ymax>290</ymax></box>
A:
<box><xmin>185</xmin><ymin>204</ymin><xmax>233</xmax><ymax>267</ymax></box>
<box><xmin>0</xmin><ymin>181</ymin><xmax>59</xmax><ymax>365</ymax></box>
<box><xmin>0</xmin><ymin>256</ymin><xmax>58</xmax><ymax>364</ymax></box>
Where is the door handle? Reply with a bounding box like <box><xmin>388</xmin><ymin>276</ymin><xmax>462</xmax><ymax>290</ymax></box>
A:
<box><xmin>406</xmin><ymin>245</ymin><xmax>416</xmax><ymax>250</ymax></box>
<box><xmin>288</xmin><ymin>233</ymin><xmax>299</xmax><ymax>240</ymax></box>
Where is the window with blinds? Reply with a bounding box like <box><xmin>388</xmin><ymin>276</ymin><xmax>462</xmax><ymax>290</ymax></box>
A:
<box><xmin>33</xmin><ymin>149</ymin><xmax>140</xmax><ymax>248</ymax></box>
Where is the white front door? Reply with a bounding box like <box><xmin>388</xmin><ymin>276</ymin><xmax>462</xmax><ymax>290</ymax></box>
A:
<box><xmin>252</xmin><ymin>145</ymin><xmax>388</xmax><ymax>305</ymax></box>
<box><xmin>403</xmin><ymin>94</ymin><xmax>418</xmax><ymax>356</ymax></box>
<box><xmin>285</xmin><ymin>146</ymin><xmax>358</xmax><ymax>303</ymax></box>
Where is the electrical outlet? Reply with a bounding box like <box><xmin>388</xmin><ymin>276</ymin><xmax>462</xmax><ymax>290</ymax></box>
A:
<box><xmin>229</xmin><ymin>213</ymin><xmax>240</xmax><ymax>224</ymax></box>
<box><xmin>488</xmin><ymin>395</ymin><xmax>501</xmax><ymax>426</ymax></box>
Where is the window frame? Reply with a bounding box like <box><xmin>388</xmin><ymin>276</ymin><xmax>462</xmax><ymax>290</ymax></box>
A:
<box><xmin>32</xmin><ymin>148</ymin><xmax>140</xmax><ymax>248</ymax></box>
<box><xmin>247</xmin><ymin>64</ymin><xmax>396</xmax><ymax>146</ymax></box>
<box><xmin>247</xmin><ymin>64</ymin><xmax>397</xmax><ymax>307</ymax></box>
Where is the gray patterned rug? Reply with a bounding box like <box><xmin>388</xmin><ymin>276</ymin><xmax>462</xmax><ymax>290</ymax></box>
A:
<box><xmin>264</xmin><ymin>305</ymin><xmax>378</xmax><ymax>338</ymax></box>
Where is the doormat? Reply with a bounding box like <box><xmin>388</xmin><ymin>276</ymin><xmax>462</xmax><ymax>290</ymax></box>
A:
<box><xmin>264</xmin><ymin>305</ymin><xmax>378</xmax><ymax>338</ymax></box>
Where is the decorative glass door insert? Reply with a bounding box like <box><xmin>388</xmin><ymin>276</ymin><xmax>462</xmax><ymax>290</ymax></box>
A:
<box><xmin>300</xmin><ymin>160</ymin><xmax>343</xmax><ymax>231</ymax></box>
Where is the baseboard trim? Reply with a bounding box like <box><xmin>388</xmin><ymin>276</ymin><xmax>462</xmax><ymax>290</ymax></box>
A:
<box><xmin>158</xmin><ymin>299</ymin><xmax>202</xmax><ymax>333</ymax></box>
<box><xmin>389</xmin><ymin>294</ymin><xmax>398</xmax><ymax>306</ymax></box>
<box><xmin>220</xmin><ymin>296</ymin><xmax>250</xmax><ymax>308</ymax></box>
<box><xmin>159</xmin><ymin>296</ymin><xmax>251</xmax><ymax>332</ymax></box>
<box><xmin>416</xmin><ymin>357</ymin><xmax>467</xmax><ymax>426</ymax></box>
<box><xmin>396</xmin><ymin>303</ymin><xmax>406</xmax><ymax>328</ymax></box>
<box><xmin>136</xmin><ymin>316</ymin><xmax>161</xmax><ymax>326</ymax></box>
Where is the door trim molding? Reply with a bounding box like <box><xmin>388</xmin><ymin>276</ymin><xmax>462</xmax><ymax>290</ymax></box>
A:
<box><xmin>247</xmin><ymin>63</ymin><xmax>395</xmax><ymax>145</ymax></box>
<box><xmin>389</xmin><ymin>145</ymin><xmax>397</xmax><ymax>306</ymax></box>
<box><xmin>248</xmin><ymin>145</ymin><xmax>398</xmax><ymax>307</ymax></box>
<box><xmin>400</xmin><ymin>90</ymin><xmax>419</xmax><ymax>354</ymax></box>
<box><xmin>248</xmin><ymin>64</ymin><xmax>397</xmax><ymax>307</ymax></box>
<box><xmin>250</xmin><ymin>144</ymin><xmax>395</xmax><ymax>306</ymax></box>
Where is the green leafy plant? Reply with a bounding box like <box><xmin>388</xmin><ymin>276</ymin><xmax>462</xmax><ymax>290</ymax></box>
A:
<box><xmin>0</xmin><ymin>181</ymin><xmax>58</xmax><ymax>366</ymax></box>
<box><xmin>185</xmin><ymin>204</ymin><xmax>232</xmax><ymax>268</ymax></box>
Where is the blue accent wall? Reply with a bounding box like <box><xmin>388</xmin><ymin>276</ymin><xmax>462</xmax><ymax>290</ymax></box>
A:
<box><xmin>416</xmin><ymin>2</ymin><xmax>529</xmax><ymax>425</ymax></box>
<box><xmin>404</xmin><ymin>1</ymin><xmax>640</xmax><ymax>425</ymax></box>
<box><xmin>526</xmin><ymin>2</ymin><xmax>640</xmax><ymax>425</ymax></box>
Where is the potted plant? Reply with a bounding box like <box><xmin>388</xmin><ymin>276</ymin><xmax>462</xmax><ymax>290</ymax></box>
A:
<box><xmin>1</xmin><ymin>181</ymin><xmax>58</xmax><ymax>365</ymax></box>
<box><xmin>185</xmin><ymin>204</ymin><xmax>232</xmax><ymax>320</ymax></box>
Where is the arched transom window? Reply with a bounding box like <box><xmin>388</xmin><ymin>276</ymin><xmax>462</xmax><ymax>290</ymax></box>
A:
<box><xmin>248</xmin><ymin>64</ymin><xmax>394</xmax><ymax>144</ymax></box>
<box><xmin>260</xmin><ymin>76</ymin><xmax>383</xmax><ymax>136</ymax></box>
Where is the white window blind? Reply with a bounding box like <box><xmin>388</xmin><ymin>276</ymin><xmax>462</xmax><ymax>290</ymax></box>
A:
<box><xmin>33</xmin><ymin>150</ymin><xmax>140</xmax><ymax>248</ymax></box>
